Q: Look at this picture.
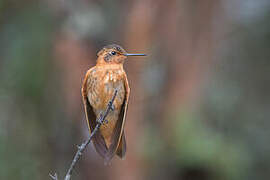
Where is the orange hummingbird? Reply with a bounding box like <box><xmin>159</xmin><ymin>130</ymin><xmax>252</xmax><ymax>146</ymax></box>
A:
<box><xmin>81</xmin><ymin>44</ymin><xmax>146</xmax><ymax>162</ymax></box>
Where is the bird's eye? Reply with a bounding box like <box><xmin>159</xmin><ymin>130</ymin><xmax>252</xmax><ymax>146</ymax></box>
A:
<box><xmin>111</xmin><ymin>51</ymin><xmax>116</xmax><ymax>55</ymax></box>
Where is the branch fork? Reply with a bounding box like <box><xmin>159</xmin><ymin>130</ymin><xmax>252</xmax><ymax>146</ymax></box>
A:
<box><xmin>50</xmin><ymin>90</ymin><xmax>118</xmax><ymax>180</ymax></box>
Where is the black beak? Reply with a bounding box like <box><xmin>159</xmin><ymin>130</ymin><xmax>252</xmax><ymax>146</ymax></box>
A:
<box><xmin>124</xmin><ymin>53</ymin><xmax>147</xmax><ymax>56</ymax></box>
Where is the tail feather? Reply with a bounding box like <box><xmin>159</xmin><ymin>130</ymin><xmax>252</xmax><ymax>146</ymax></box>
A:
<box><xmin>116</xmin><ymin>133</ymin><xmax>126</xmax><ymax>159</ymax></box>
<box><xmin>103</xmin><ymin>133</ymin><xmax>126</xmax><ymax>164</ymax></box>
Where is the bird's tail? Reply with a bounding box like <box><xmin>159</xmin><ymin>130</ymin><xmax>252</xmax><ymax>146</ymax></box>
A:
<box><xmin>116</xmin><ymin>133</ymin><xmax>126</xmax><ymax>159</ymax></box>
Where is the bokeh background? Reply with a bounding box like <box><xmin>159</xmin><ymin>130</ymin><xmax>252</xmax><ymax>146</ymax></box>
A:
<box><xmin>1</xmin><ymin>0</ymin><xmax>270</xmax><ymax>179</ymax></box>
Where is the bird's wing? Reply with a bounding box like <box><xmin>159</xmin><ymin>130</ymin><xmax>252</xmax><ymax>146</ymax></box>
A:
<box><xmin>82</xmin><ymin>68</ymin><xmax>108</xmax><ymax>158</ymax></box>
<box><xmin>105</xmin><ymin>73</ymin><xmax>130</xmax><ymax>162</ymax></box>
<box><xmin>116</xmin><ymin>132</ymin><xmax>127</xmax><ymax>158</ymax></box>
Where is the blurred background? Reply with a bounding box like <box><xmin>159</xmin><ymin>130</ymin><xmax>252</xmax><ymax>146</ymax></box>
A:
<box><xmin>1</xmin><ymin>0</ymin><xmax>270</xmax><ymax>179</ymax></box>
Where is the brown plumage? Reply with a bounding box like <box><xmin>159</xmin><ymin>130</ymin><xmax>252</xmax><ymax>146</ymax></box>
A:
<box><xmin>81</xmin><ymin>44</ymin><xmax>146</xmax><ymax>162</ymax></box>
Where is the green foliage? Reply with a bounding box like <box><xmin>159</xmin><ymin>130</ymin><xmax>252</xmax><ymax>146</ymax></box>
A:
<box><xmin>0</xmin><ymin>3</ymin><xmax>55</xmax><ymax>180</ymax></box>
<box><xmin>142</xmin><ymin>110</ymin><xmax>251</xmax><ymax>180</ymax></box>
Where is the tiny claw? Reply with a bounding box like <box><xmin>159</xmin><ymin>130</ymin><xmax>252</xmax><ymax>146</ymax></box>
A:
<box><xmin>97</xmin><ymin>113</ymin><xmax>103</xmax><ymax>124</ymax></box>
<box><xmin>98</xmin><ymin>120</ymin><xmax>103</xmax><ymax>125</ymax></box>
<box><xmin>110</xmin><ymin>104</ymin><xmax>115</xmax><ymax>111</ymax></box>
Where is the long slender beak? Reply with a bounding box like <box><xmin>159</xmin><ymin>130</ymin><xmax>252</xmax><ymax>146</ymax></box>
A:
<box><xmin>124</xmin><ymin>53</ymin><xmax>147</xmax><ymax>56</ymax></box>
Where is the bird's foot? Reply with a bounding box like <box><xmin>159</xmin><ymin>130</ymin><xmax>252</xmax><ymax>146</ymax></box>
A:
<box><xmin>110</xmin><ymin>104</ymin><xmax>115</xmax><ymax>111</ymax></box>
<box><xmin>97</xmin><ymin>113</ymin><xmax>104</xmax><ymax>124</ymax></box>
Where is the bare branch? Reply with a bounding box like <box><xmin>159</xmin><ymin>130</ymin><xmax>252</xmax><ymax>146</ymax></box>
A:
<box><xmin>49</xmin><ymin>173</ymin><xmax>58</xmax><ymax>180</ymax></box>
<box><xmin>50</xmin><ymin>90</ymin><xmax>118</xmax><ymax>180</ymax></box>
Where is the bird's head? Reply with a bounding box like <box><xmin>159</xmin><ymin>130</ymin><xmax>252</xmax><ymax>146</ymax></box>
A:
<box><xmin>96</xmin><ymin>44</ymin><xmax>146</xmax><ymax>65</ymax></box>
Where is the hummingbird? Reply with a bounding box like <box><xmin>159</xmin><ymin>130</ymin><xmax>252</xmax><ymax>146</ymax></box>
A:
<box><xmin>81</xmin><ymin>44</ymin><xmax>146</xmax><ymax>162</ymax></box>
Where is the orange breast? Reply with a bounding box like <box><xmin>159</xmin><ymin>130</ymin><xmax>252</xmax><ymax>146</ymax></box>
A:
<box><xmin>87</xmin><ymin>66</ymin><xmax>126</xmax><ymax>147</ymax></box>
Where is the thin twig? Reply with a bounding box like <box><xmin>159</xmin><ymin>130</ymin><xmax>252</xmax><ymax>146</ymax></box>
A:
<box><xmin>50</xmin><ymin>90</ymin><xmax>118</xmax><ymax>180</ymax></box>
<box><xmin>49</xmin><ymin>173</ymin><xmax>58</xmax><ymax>180</ymax></box>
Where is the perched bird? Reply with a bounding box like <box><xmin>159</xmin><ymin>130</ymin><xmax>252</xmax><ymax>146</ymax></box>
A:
<box><xmin>81</xmin><ymin>44</ymin><xmax>146</xmax><ymax>162</ymax></box>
